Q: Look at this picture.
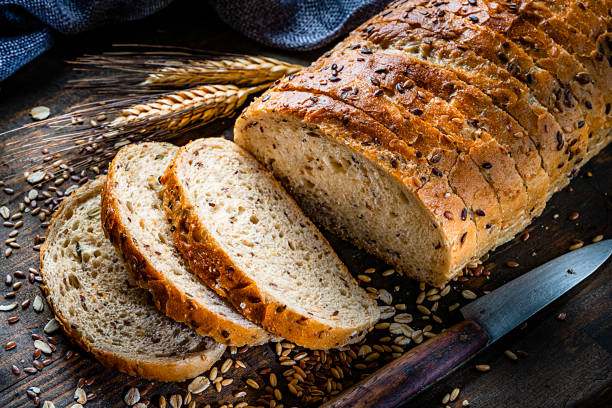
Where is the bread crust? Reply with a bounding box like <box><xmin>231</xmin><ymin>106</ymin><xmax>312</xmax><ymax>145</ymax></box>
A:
<box><xmin>236</xmin><ymin>90</ymin><xmax>488</xmax><ymax>285</ymax></box>
<box><xmin>161</xmin><ymin>137</ymin><xmax>381</xmax><ymax>348</ymax></box>
<box><xmin>344</xmin><ymin>4</ymin><xmax>583</xmax><ymax>193</ymax></box>
<box><xmin>40</xmin><ymin>177</ymin><xmax>225</xmax><ymax>382</ymax></box>
<box><xmin>101</xmin><ymin>143</ymin><xmax>272</xmax><ymax>346</ymax></box>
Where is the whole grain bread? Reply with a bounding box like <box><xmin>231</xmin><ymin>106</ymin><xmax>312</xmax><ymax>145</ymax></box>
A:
<box><xmin>234</xmin><ymin>0</ymin><xmax>611</xmax><ymax>286</ymax></box>
<box><xmin>161</xmin><ymin>138</ymin><xmax>380</xmax><ymax>348</ymax></box>
<box><xmin>101</xmin><ymin>142</ymin><xmax>273</xmax><ymax>346</ymax></box>
<box><xmin>40</xmin><ymin>176</ymin><xmax>225</xmax><ymax>382</ymax></box>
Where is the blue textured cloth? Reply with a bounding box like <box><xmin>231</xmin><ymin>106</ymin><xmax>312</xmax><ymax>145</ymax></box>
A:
<box><xmin>0</xmin><ymin>0</ymin><xmax>389</xmax><ymax>82</ymax></box>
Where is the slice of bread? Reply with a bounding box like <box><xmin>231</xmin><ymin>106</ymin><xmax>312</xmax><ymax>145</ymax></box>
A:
<box><xmin>161</xmin><ymin>138</ymin><xmax>380</xmax><ymax>349</ymax></box>
<box><xmin>102</xmin><ymin>142</ymin><xmax>272</xmax><ymax>346</ymax></box>
<box><xmin>40</xmin><ymin>176</ymin><xmax>225</xmax><ymax>382</ymax></box>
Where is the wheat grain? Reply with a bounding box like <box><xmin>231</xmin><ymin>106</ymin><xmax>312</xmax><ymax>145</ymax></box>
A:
<box><xmin>143</xmin><ymin>55</ymin><xmax>303</xmax><ymax>87</ymax></box>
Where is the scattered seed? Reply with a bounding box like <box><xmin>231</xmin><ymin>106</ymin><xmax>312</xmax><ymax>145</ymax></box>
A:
<box><xmin>378</xmin><ymin>289</ymin><xmax>392</xmax><ymax>305</ymax></box>
<box><xmin>74</xmin><ymin>387</ymin><xmax>87</xmax><ymax>404</ymax></box>
<box><xmin>568</xmin><ymin>212</ymin><xmax>579</xmax><ymax>220</ymax></box>
<box><xmin>592</xmin><ymin>234</ymin><xmax>604</xmax><ymax>243</ymax></box>
<box><xmin>124</xmin><ymin>387</ymin><xmax>140</xmax><ymax>405</ymax></box>
<box><xmin>442</xmin><ymin>393</ymin><xmax>450</xmax><ymax>404</ymax></box>
<box><xmin>34</xmin><ymin>340</ymin><xmax>52</xmax><ymax>354</ymax></box>
<box><xmin>462</xmin><ymin>290</ymin><xmax>477</xmax><ymax>300</ymax></box>
<box><xmin>8</xmin><ymin>316</ymin><xmax>19</xmax><ymax>323</ymax></box>
<box><xmin>246</xmin><ymin>378</ymin><xmax>260</xmax><ymax>389</ymax></box>
<box><xmin>475</xmin><ymin>364</ymin><xmax>491</xmax><ymax>372</ymax></box>
<box><xmin>505</xmin><ymin>261</ymin><xmax>519</xmax><ymax>268</ymax></box>
<box><xmin>5</xmin><ymin>341</ymin><xmax>16</xmax><ymax>350</ymax></box>
<box><xmin>220</xmin><ymin>358</ymin><xmax>233</xmax><ymax>373</ymax></box>
<box><xmin>30</xmin><ymin>106</ymin><xmax>50</xmax><ymax>121</ymax></box>
<box><xmin>0</xmin><ymin>302</ymin><xmax>17</xmax><ymax>311</ymax></box>
<box><xmin>569</xmin><ymin>242</ymin><xmax>584</xmax><ymax>251</ymax></box>
<box><xmin>416</xmin><ymin>291</ymin><xmax>426</xmax><ymax>304</ymax></box>
<box><xmin>0</xmin><ymin>207</ymin><xmax>9</xmax><ymax>220</ymax></box>
<box><xmin>556</xmin><ymin>312</ymin><xmax>567</xmax><ymax>321</ymax></box>
<box><xmin>357</xmin><ymin>274</ymin><xmax>372</xmax><ymax>283</ymax></box>
<box><xmin>169</xmin><ymin>394</ymin><xmax>182</xmax><ymax>408</ymax></box>
<box><xmin>33</xmin><ymin>295</ymin><xmax>44</xmax><ymax>312</ymax></box>
<box><xmin>188</xmin><ymin>376</ymin><xmax>210</xmax><ymax>393</ymax></box>
<box><xmin>382</xmin><ymin>269</ymin><xmax>395</xmax><ymax>276</ymax></box>
<box><xmin>416</xmin><ymin>305</ymin><xmax>431</xmax><ymax>315</ymax></box>
<box><xmin>393</xmin><ymin>313</ymin><xmax>413</xmax><ymax>324</ymax></box>
<box><xmin>450</xmin><ymin>387</ymin><xmax>460</xmax><ymax>401</ymax></box>
<box><xmin>504</xmin><ymin>350</ymin><xmax>519</xmax><ymax>361</ymax></box>
<box><xmin>44</xmin><ymin>319</ymin><xmax>60</xmax><ymax>334</ymax></box>
<box><xmin>11</xmin><ymin>365</ymin><xmax>20</xmax><ymax>375</ymax></box>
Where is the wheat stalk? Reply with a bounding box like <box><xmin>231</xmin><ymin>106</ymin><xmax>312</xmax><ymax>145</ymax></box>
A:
<box><xmin>69</xmin><ymin>46</ymin><xmax>304</xmax><ymax>91</ymax></box>
<box><xmin>3</xmin><ymin>83</ymin><xmax>271</xmax><ymax>185</ymax></box>
<box><xmin>141</xmin><ymin>55</ymin><xmax>303</xmax><ymax>87</ymax></box>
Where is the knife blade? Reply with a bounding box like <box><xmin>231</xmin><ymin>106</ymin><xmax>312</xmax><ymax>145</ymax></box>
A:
<box><xmin>321</xmin><ymin>240</ymin><xmax>612</xmax><ymax>408</ymax></box>
<box><xmin>460</xmin><ymin>239</ymin><xmax>612</xmax><ymax>343</ymax></box>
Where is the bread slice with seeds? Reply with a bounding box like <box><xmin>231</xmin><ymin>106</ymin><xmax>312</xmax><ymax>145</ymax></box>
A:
<box><xmin>101</xmin><ymin>142</ymin><xmax>273</xmax><ymax>346</ymax></box>
<box><xmin>161</xmin><ymin>137</ymin><xmax>380</xmax><ymax>349</ymax></box>
<box><xmin>40</xmin><ymin>176</ymin><xmax>225</xmax><ymax>382</ymax></box>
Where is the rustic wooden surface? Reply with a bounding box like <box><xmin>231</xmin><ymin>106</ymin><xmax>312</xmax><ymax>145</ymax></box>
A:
<box><xmin>0</xmin><ymin>1</ymin><xmax>610</xmax><ymax>407</ymax></box>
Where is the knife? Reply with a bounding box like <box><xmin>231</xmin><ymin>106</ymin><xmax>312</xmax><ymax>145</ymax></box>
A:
<box><xmin>321</xmin><ymin>240</ymin><xmax>612</xmax><ymax>408</ymax></box>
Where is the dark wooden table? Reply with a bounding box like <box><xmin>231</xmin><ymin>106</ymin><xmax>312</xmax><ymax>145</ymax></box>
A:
<box><xmin>0</xmin><ymin>2</ymin><xmax>610</xmax><ymax>407</ymax></box>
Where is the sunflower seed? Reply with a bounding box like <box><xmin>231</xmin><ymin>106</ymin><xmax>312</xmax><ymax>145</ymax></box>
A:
<box><xmin>30</xmin><ymin>106</ymin><xmax>50</xmax><ymax>121</ymax></box>
<box><xmin>74</xmin><ymin>387</ymin><xmax>87</xmax><ymax>404</ymax></box>
<box><xmin>44</xmin><ymin>318</ymin><xmax>60</xmax><ymax>334</ymax></box>
<box><xmin>188</xmin><ymin>376</ymin><xmax>210</xmax><ymax>393</ymax></box>
<box><xmin>33</xmin><ymin>295</ymin><xmax>44</xmax><ymax>312</ymax></box>
<box><xmin>462</xmin><ymin>290</ymin><xmax>477</xmax><ymax>300</ymax></box>
<box><xmin>34</xmin><ymin>340</ymin><xmax>52</xmax><ymax>354</ymax></box>
<box><xmin>124</xmin><ymin>387</ymin><xmax>140</xmax><ymax>405</ymax></box>
<box><xmin>0</xmin><ymin>303</ymin><xmax>17</xmax><ymax>311</ymax></box>
<box><xmin>27</xmin><ymin>171</ymin><xmax>46</xmax><ymax>184</ymax></box>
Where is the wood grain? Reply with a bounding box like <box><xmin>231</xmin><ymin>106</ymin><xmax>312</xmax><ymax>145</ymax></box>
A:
<box><xmin>0</xmin><ymin>1</ymin><xmax>610</xmax><ymax>407</ymax></box>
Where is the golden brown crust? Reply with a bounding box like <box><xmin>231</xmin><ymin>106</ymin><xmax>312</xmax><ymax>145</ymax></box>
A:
<box><xmin>160</xmin><ymin>137</ymin><xmax>380</xmax><ymax>347</ymax></box>
<box><xmin>40</xmin><ymin>177</ymin><xmax>225</xmax><ymax>382</ymax></box>
<box><xmin>236</xmin><ymin>90</ymin><xmax>484</xmax><ymax>285</ymax></box>
<box><xmin>344</xmin><ymin>3</ymin><xmax>584</xmax><ymax>193</ymax></box>
<box><xmin>100</xmin><ymin>153</ymin><xmax>272</xmax><ymax>346</ymax></box>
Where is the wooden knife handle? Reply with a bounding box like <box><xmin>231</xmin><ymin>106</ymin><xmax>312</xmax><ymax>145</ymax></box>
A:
<box><xmin>321</xmin><ymin>320</ymin><xmax>490</xmax><ymax>408</ymax></box>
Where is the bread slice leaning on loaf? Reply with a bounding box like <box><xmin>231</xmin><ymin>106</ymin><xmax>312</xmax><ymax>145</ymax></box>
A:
<box><xmin>101</xmin><ymin>142</ymin><xmax>273</xmax><ymax>346</ymax></box>
<box><xmin>161</xmin><ymin>138</ymin><xmax>379</xmax><ymax>349</ymax></box>
<box><xmin>40</xmin><ymin>176</ymin><xmax>225</xmax><ymax>381</ymax></box>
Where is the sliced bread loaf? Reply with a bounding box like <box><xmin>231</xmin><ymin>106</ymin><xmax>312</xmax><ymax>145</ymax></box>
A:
<box><xmin>161</xmin><ymin>137</ymin><xmax>380</xmax><ymax>349</ymax></box>
<box><xmin>40</xmin><ymin>176</ymin><xmax>225</xmax><ymax>381</ymax></box>
<box><xmin>102</xmin><ymin>142</ymin><xmax>272</xmax><ymax>346</ymax></box>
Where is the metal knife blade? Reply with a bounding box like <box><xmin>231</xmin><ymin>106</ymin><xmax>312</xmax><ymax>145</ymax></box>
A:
<box><xmin>461</xmin><ymin>239</ymin><xmax>612</xmax><ymax>344</ymax></box>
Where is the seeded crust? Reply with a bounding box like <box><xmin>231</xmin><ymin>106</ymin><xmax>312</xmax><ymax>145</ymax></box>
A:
<box><xmin>40</xmin><ymin>177</ymin><xmax>225</xmax><ymax>382</ymax></box>
<box><xmin>236</xmin><ymin>91</ymin><xmax>493</xmax><ymax>286</ymax></box>
<box><xmin>236</xmin><ymin>0</ymin><xmax>611</xmax><ymax>287</ymax></box>
<box><xmin>276</xmin><ymin>63</ymin><xmax>505</xmax><ymax>251</ymax></box>
<box><xmin>101</xmin><ymin>142</ymin><xmax>273</xmax><ymax>346</ymax></box>
<box><xmin>345</xmin><ymin>4</ymin><xmax>584</xmax><ymax>196</ymax></box>
<box><xmin>161</xmin><ymin>138</ymin><xmax>380</xmax><ymax>348</ymax></box>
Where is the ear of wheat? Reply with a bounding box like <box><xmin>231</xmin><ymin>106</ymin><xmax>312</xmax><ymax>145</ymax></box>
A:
<box><xmin>2</xmin><ymin>83</ymin><xmax>271</xmax><ymax>186</ymax></box>
<box><xmin>69</xmin><ymin>45</ymin><xmax>304</xmax><ymax>91</ymax></box>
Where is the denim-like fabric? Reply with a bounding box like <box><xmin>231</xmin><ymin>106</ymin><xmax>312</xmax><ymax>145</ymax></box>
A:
<box><xmin>0</xmin><ymin>0</ymin><xmax>388</xmax><ymax>82</ymax></box>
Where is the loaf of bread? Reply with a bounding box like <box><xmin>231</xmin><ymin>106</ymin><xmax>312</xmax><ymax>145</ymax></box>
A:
<box><xmin>40</xmin><ymin>177</ymin><xmax>225</xmax><ymax>381</ymax></box>
<box><xmin>234</xmin><ymin>0</ymin><xmax>612</xmax><ymax>286</ymax></box>
<box><xmin>161</xmin><ymin>138</ymin><xmax>380</xmax><ymax>349</ymax></box>
<box><xmin>101</xmin><ymin>142</ymin><xmax>273</xmax><ymax>346</ymax></box>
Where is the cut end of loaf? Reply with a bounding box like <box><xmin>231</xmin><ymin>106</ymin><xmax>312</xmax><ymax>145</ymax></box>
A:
<box><xmin>40</xmin><ymin>176</ymin><xmax>225</xmax><ymax>382</ymax></box>
<box><xmin>102</xmin><ymin>141</ymin><xmax>272</xmax><ymax>346</ymax></box>
<box><xmin>235</xmin><ymin>106</ymin><xmax>458</xmax><ymax>287</ymax></box>
<box><xmin>161</xmin><ymin>138</ymin><xmax>379</xmax><ymax>348</ymax></box>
